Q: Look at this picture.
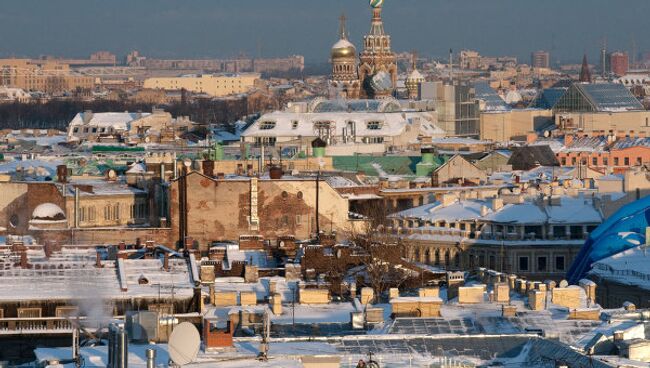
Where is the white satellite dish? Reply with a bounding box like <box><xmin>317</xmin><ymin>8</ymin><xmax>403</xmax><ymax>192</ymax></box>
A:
<box><xmin>168</xmin><ymin>322</ymin><xmax>201</xmax><ymax>366</ymax></box>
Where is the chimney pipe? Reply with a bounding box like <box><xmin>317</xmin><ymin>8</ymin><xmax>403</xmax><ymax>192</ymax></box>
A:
<box><xmin>95</xmin><ymin>251</ymin><xmax>103</xmax><ymax>268</ymax></box>
<box><xmin>146</xmin><ymin>349</ymin><xmax>156</xmax><ymax>368</ymax></box>
<box><xmin>163</xmin><ymin>253</ymin><xmax>170</xmax><ymax>272</ymax></box>
<box><xmin>20</xmin><ymin>250</ymin><xmax>28</xmax><ymax>269</ymax></box>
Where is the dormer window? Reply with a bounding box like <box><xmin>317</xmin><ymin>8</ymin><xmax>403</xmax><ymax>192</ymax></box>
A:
<box><xmin>259</xmin><ymin>121</ymin><xmax>276</xmax><ymax>130</ymax></box>
<box><xmin>366</xmin><ymin>121</ymin><xmax>382</xmax><ymax>130</ymax></box>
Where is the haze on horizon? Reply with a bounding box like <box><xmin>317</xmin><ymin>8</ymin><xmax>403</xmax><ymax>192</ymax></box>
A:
<box><xmin>2</xmin><ymin>0</ymin><xmax>648</xmax><ymax>65</ymax></box>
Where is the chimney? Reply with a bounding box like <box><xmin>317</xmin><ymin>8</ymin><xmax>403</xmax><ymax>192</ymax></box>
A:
<box><xmin>269</xmin><ymin>165</ymin><xmax>283</xmax><ymax>180</ymax></box>
<box><xmin>82</xmin><ymin>110</ymin><xmax>93</xmax><ymax>124</ymax></box>
<box><xmin>118</xmin><ymin>241</ymin><xmax>126</xmax><ymax>251</ymax></box>
<box><xmin>56</xmin><ymin>165</ymin><xmax>68</xmax><ymax>183</ymax></box>
<box><xmin>163</xmin><ymin>252</ymin><xmax>170</xmax><ymax>272</ymax></box>
<box><xmin>563</xmin><ymin>134</ymin><xmax>574</xmax><ymax>147</ymax></box>
<box><xmin>526</xmin><ymin>132</ymin><xmax>538</xmax><ymax>144</ymax></box>
<box><xmin>202</xmin><ymin>160</ymin><xmax>215</xmax><ymax>177</ymax></box>
<box><xmin>236</xmin><ymin>163</ymin><xmax>244</xmax><ymax>176</ymax></box>
<box><xmin>613</xmin><ymin>331</ymin><xmax>625</xmax><ymax>343</ymax></box>
<box><xmin>246</xmin><ymin>164</ymin><xmax>254</xmax><ymax>176</ymax></box>
<box><xmin>491</xmin><ymin>197</ymin><xmax>504</xmax><ymax>211</ymax></box>
<box><xmin>20</xmin><ymin>250</ymin><xmax>28</xmax><ymax>269</ymax></box>
<box><xmin>95</xmin><ymin>251</ymin><xmax>103</xmax><ymax>268</ymax></box>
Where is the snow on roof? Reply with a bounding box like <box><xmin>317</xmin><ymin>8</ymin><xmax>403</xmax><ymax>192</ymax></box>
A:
<box><xmin>561</xmin><ymin>136</ymin><xmax>608</xmax><ymax>153</ymax></box>
<box><xmin>241</xmin><ymin>110</ymin><xmax>444</xmax><ymax>139</ymax></box>
<box><xmin>430</xmin><ymin>137</ymin><xmax>492</xmax><ymax>145</ymax></box>
<box><xmin>32</xmin><ymin>203</ymin><xmax>65</xmax><ymax>220</ymax></box>
<box><xmin>68</xmin><ymin>112</ymin><xmax>150</xmax><ymax>131</ymax></box>
<box><xmin>325</xmin><ymin>176</ymin><xmax>360</xmax><ymax>188</ymax></box>
<box><xmin>590</xmin><ymin>245</ymin><xmax>650</xmax><ymax>290</ymax></box>
<box><xmin>484</xmin><ymin>197</ymin><xmax>601</xmax><ymax>225</ymax></box>
<box><xmin>611</xmin><ymin>137</ymin><xmax>650</xmax><ymax>150</ymax></box>
<box><xmin>126</xmin><ymin>162</ymin><xmax>147</xmax><ymax>174</ymax></box>
<box><xmin>393</xmin><ymin>200</ymin><xmax>492</xmax><ymax>223</ymax></box>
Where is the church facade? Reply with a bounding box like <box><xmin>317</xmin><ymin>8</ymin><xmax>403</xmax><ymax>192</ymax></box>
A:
<box><xmin>330</xmin><ymin>0</ymin><xmax>398</xmax><ymax>99</ymax></box>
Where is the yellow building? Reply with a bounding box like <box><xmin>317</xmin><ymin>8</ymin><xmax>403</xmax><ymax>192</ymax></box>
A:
<box><xmin>143</xmin><ymin>73</ymin><xmax>260</xmax><ymax>97</ymax></box>
<box><xmin>0</xmin><ymin>59</ymin><xmax>94</xmax><ymax>93</ymax></box>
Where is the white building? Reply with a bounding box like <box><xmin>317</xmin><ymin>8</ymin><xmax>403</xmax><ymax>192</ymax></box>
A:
<box><xmin>241</xmin><ymin>98</ymin><xmax>444</xmax><ymax>154</ymax></box>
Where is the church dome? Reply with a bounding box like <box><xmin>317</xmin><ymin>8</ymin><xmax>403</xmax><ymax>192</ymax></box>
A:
<box><xmin>370</xmin><ymin>0</ymin><xmax>384</xmax><ymax>8</ymax></box>
<box><xmin>331</xmin><ymin>38</ymin><xmax>356</xmax><ymax>59</ymax></box>
<box><xmin>406</xmin><ymin>69</ymin><xmax>425</xmax><ymax>83</ymax></box>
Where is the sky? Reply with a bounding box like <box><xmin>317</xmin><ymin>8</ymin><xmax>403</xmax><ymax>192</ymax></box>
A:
<box><xmin>1</xmin><ymin>0</ymin><xmax>649</xmax><ymax>64</ymax></box>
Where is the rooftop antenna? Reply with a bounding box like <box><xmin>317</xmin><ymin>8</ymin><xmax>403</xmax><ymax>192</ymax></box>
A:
<box><xmin>449</xmin><ymin>48</ymin><xmax>454</xmax><ymax>83</ymax></box>
<box><xmin>601</xmin><ymin>37</ymin><xmax>607</xmax><ymax>79</ymax></box>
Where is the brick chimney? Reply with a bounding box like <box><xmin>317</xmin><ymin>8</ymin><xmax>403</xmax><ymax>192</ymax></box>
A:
<box><xmin>202</xmin><ymin>160</ymin><xmax>215</xmax><ymax>178</ymax></box>
<box><xmin>20</xmin><ymin>250</ymin><xmax>28</xmax><ymax>269</ymax></box>
<box><xmin>163</xmin><ymin>252</ymin><xmax>170</xmax><ymax>272</ymax></box>
<box><xmin>56</xmin><ymin>165</ymin><xmax>68</xmax><ymax>183</ymax></box>
<box><xmin>95</xmin><ymin>251</ymin><xmax>103</xmax><ymax>268</ymax></box>
<box><xmin>118</xmin><ymin>241</ymin><xmax>126</xmax><ymax>251</ymax></box>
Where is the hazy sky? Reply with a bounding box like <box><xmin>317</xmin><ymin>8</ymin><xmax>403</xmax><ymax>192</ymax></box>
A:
<box><xmin>2</xmin><ymin>0</ymin><xmax>649</xmax><ymax>64</ymax></box>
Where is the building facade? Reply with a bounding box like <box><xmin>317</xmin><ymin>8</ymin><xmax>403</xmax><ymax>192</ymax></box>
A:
<box><xmin>531</xmin><ymin>51</ymin><xmax>550</xmax><ymax>69</ymax></box>
<box><xmin>143</xmin><ymin>73</ymin><xmax>260</xmax><ymax>97</ymax></box>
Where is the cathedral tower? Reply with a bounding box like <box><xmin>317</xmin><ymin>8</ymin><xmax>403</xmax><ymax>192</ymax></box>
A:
<box><xmin>358</xmin><ymin>0</ymin><xmax>398</xmax><ymax>99</ymax></box>
<box><xmin>330</xmin><ymin>14</ymin><xmax>360</xmax><ymax>99</ymax></box>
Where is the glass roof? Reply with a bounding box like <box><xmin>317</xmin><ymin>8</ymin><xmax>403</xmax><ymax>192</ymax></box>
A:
<box><xmin>312</xmin><ymin>99</ymin><xmax>401</xmax><ymax>113</ymax></box>
<box><xmin>576</xmin><ymin>83</ymin><xmax>644</xmax><ymax>112</ymax></box>
<box><xmin>473</xmin><ymin>82</ymin><xmax>511</xmax><ymax>112</ymax></box>
<box><xmin>528</xmin><ymin>88</ymin><xmax>567</xmax><ymax>109</ymax></box>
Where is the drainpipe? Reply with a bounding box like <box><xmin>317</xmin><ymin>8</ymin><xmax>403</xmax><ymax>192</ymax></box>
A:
<box><xmin>74</xmin><ymin>187</ymin><xmax>80</xmax><ymax>228</ymax></box>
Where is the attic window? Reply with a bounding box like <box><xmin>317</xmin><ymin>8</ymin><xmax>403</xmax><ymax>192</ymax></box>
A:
<box><xmin>259</xmin><ymin>121</ymin><xmax>276</xmax><ymax>130</ymax></box>
<box><xmin>366</xmin><ymin>121</ymin><xmax>382</xmax><ymax>130</ymax></box>
<box><xmin>291</xmin><ymin>121</ymin><xmax>299</xmax><ymax>129</ymax></box>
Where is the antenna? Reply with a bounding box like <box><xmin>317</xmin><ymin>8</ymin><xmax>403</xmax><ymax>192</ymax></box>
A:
<box><xmin>168</xmin><ymin>322</ymin><xmax>201</xmax><ymax>366</ymax></box>
<box><xmin>449</xmin><ymin>48</ymin><xmax>453</xmax><ymax>83</ymax></box>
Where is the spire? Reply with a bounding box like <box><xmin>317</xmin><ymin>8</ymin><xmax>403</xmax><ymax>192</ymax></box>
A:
<box><xmin>338</xmin><ymin>13</ymin><xmax>348</xmax><ymax>40</ymax></box>
<box><xmin>369</xmin><ymin>6</ymin><xmax>385</xmax><ymax>36</ymax></box>
<box><xmin>579</xmin><ymin>54</ymin><xmax>592</xmax><ymax>83</ymax></box>
<box><xmin>411</xmin><ymin>50</ymin><xmax>418</xmax><ymax>72</ymax></box>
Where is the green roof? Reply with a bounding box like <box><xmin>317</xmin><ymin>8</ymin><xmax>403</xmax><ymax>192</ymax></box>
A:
<box><xmin>332</xmin><ymin>155</ymin><xmax>447</xmax><ymax>177</ymax></box>
<box><xmin>91</xmin><ymin>146</ymin><xmax>146</xmax><ymax>153</ymax></box>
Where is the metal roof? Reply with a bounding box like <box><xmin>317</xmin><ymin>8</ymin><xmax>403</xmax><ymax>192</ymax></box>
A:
<box><xmin>473</xmin><ymin>82</ymin><xmax>511</xmax><ymax>112</ymax></box>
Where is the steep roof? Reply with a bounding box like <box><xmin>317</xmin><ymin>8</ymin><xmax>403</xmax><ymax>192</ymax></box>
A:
<box><xmin>508</xmin><ymin>145</ymin><xmax>559</xmax><ymax>170</ymax></box>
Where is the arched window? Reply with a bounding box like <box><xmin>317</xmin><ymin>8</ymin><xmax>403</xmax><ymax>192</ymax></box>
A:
<box><xmin>434</xmin><ymin>249</ymin><xmax>440</xmax><ymax>265</ymax></box>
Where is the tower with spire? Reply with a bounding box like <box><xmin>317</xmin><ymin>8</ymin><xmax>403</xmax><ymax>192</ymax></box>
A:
<box><xmin>330</xmin><ymin>13</ymin><xmax>360</xmax><ymax>99</ymax></box>
<box><xmin>579</xmin><ymin>54</ymin><xmax>592</xmax><ymax>83</ymax></box>
<box><xmin>358</xmin><ymin>0</ymin><xmax>398</xmax><ymax>99</ymax></box>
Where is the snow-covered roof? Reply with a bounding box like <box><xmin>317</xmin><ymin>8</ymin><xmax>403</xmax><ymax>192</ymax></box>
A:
<box><xmin>242</xmin><ymin>110</ymin><xmax>444</xmax><ymax>139</ymax></box>
<box><xmin>484</xmin><ymin>196</ymin><xmax>602</xmax><ymax>225</ymax></box>
<box><xmin>32</xmin><ymin>203</ymin><xmax>65</xmax><ymax>220</ymax></box>
<box><xmin>68</xmin><ymin>112</ymin><xmax>150</xmax><ymax>131</ymax></box>
<box><xmin>590</xmin><ymin>244</ymin><xmax>650</xmax><ymax>291</ymax></box>
<box><xmin>392</xmin><ymin>200</ymin><xmax>492</xmax><ymax>223</ymax></box>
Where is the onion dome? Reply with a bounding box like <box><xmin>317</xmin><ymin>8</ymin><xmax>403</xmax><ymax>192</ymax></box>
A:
<box><xmin>331</xmin><ymin>38</ymin><xmax>357</xmax><ymax>59</ymax></box>
<box><xmin>370</xmin><ymin>0</ymin><xmax>384</xmax><ymax>8</ymax></box>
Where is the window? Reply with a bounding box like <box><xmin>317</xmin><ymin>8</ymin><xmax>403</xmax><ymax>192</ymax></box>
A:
<box><xmin>614</xmin><ymin>157</ymin><xmax>619</xmax><ymax>166</ymax></box>
<box><xmin>259</xmin><ymin>121</ymin><xmax>276</xmax><ymax>130</ymax></box>
<box><xmin>519</xmin><ymin>256</ymin><xmax>529</xmax><ymax>272</ymax></box>
<box><xmin>571</xmin><ymin>157</ymin><xmax>576</xmax><ymax>165</ymax></box>
<box><xmin>636</xmin><ymin>157</ymin><xmax>642</xmax><ymax>165</ymax></box>
<box><xmin>624</xmin><ymin>157</ymin><xmax>630</xmax><ymax>166</ymax></box>
<box><xmin>291</xmin><ymin>120</ymin><xmax>299</xmax><ymax>129</ymax></box>
<box><xmin>555</xmin><ymin>256</ymin><xmax>565</xmax><ymax>271</ymax></box>
<box><xmin>561</xmin><ymin>157</ymin><xmax>566</xmax><ymax>165</ymax></box>
<box><xmin>366</xmin><ymin>121</ymin><xmax>382</xmax><ymax>130</ymax></box>
<box><xmin>592</xmin><ymin>157</ymin><xmax>598</xmax><ymax>166</ymax></box>
<box><xmin>603</xmin><ymin>157</ymin><xmax>608</xmax><ymax>166</ymax></box>
<box><xmin>537</xmin><ymin>256</ymin><xmax>547</xmax><ymax>272</ymax></box>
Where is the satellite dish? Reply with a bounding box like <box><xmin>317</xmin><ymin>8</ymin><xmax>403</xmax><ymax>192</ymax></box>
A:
<box><xmin>168</xmin><ymin>322</ymin><xmax>201</xmax><ymax>366</ymax></box>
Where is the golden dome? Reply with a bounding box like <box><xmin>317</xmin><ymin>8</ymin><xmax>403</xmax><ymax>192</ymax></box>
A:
<box><xmin>331</xmin><ymin>39</ymin><xmax>356</xmax><ymax>59</ymax></box>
